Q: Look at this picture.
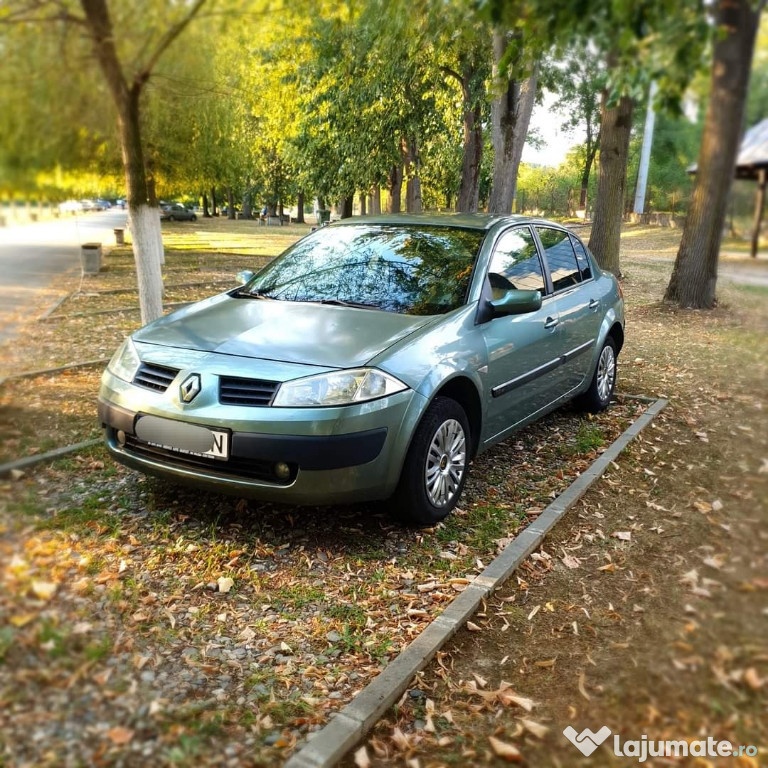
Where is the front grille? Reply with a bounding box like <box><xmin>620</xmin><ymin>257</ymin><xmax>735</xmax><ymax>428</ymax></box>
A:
<box><xmin>122</xmin><ymin>434</ymin><xmax>295</xmax><ymax>484</ymax></box>
<box><xmin>133</xmin><ymin>362</ymin><xmax>179</xmax><ymax>392</ymax></box>
<box><xmin>219</xmin><ymin>376</ymin><xmax>279</xmax><ymax>406</ymax></box>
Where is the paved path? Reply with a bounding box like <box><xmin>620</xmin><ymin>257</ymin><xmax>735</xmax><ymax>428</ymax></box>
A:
<box><xmin>637</xmin><ymin>255</ymin><xmax>768</xmax><ymax>289</ymax></box>
<box><xmin>0</xmin><ymin>210</ymin><xmax>128</xmax><ymax>341</ymax></box>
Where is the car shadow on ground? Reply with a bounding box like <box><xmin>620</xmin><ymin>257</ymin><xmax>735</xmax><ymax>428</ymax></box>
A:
<box><xmin>132</xmin><ymin>398</ymin><xmax>641</xmax><ymax>560</ymax></box>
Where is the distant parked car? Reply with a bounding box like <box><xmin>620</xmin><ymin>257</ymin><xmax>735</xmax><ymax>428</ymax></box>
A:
<box><xmin>96</xmin><ymin>198</ymin><xmax>112</xmax><ymax>210</ymax></box>
<box><xmin>59</xmin><ymin>200</ymin><xmax>83</xmax><ymax>213</ymax></box>
<box><xmin>99</xmin><ymin>214</ymin><xmax>624</xmax><ymax>526</ymax></box>
<box><xmin>160</xmin><ymin>203</ymin><xmax>197</xmax><ymax>222</ymax></box>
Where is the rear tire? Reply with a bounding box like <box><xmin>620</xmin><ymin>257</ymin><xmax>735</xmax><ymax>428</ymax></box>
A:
<box><xmin>391</xmin><ymin>397</ymin><xmax>470</xmax><ymax>527</ymax></box>
<box><xmin>575</xmin><ymin>337</ymin><xmax>617</xmax><ymax>413</ymax></box>
<box><xmin>168</xmin><ymin>215</ymin><xmax>175</xmax><ymax>222</ymax></box>
<box><xmin>191</xmin><ymin>214</ymin><xmax>197</xmax><ymax>221</ymax></box>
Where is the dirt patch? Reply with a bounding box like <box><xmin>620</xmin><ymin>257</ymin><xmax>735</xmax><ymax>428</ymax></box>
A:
<box><xmin>348</xmin><ymin>258</ymin><xmax>768</xmax><ymax>768</ymax></box>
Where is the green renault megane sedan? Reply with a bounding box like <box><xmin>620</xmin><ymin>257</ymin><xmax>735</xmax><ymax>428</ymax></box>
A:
<box><xmin>98</xmin><ymin>214</ymin><xmax>624</xmax><ymax>526</ymax></box>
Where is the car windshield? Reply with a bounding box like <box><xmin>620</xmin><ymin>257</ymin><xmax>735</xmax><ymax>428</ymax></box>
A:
<box><xmin>242</xmin><ymin>224</ymin><xmax>485</xmax><ymax>315</ymax></box>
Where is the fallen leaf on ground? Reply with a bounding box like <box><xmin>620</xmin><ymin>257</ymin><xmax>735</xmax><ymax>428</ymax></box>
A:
<box><xmin>391</xmin><ymin>727</ymin><xmax>410</xmax><ymax>751</ymax></box>
<box><xmin>31</xmin><ymin>581</ymin><xmax>57</xmax><ymax>601</ymax></box>
<box><xmin>106</xmin><ymin>727</ymin><xmax>134</xmax><ymax>745</ymax></box>
<box><xmin>520</xmin><ymin>719</ymin><xmax>549</xmax><ymax>739</ymax></box>
<box><xmin>353</xmin><ymin>746</ymin><xmax>371</xmax><ymax>768</ymax></box>
<box><xmin>578</xmin><ymin>670</ymin><xmax>591</xmax><ymax>701</ymax></box>
<box><xmin>489</xmin><ymin>736</ymin><xmax>522</xmax><ymax>762</ymax></box>
<box><xmin>612</xmin><ymin>531</ymin><xmax>631</xmax><ymax>541</ymax></box>
<box><xmin>744</xmin><ymin>668</ymin><xmax>764</xmax><ymax>691</ymax></box>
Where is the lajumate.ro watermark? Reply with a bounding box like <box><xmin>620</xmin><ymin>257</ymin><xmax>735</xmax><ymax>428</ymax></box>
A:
<box><xmin>563</xmin><ymin>725</ymin><xmax>759</xmax><ymax>761</ymax></box>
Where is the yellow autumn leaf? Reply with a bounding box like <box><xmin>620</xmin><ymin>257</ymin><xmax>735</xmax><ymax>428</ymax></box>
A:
<box><xmin>31</xmin><ymin>581</ymin><xmax>57</xmax><ymax>601</ymax></box>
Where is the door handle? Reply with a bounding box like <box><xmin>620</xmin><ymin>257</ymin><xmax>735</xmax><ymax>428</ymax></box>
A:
<box><xmin>544</xmin><ymin>316</ymin><xmax>559</xmax><ymax>329</ymax></box>
<box><xmin>588</xmin><ymin>298</ymin><xmax>600</xmax><ymax>310</ymax></box>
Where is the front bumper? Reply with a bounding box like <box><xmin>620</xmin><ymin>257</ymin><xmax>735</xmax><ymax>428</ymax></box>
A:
<box><xmin>98</xmin><ymin>374</ymin><xmax>427</xmax><ymax>504</ymax></box>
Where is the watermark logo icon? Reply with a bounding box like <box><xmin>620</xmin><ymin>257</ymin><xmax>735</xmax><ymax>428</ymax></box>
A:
<box><xmin>563</xmin><ymin>726</ymin><xmax>758</xmax><ymax>761</ymax></box>
<box><xmin>563</xmin><ymin>725</ymin><xmax>612</xmax><ymax>756</ymax></box>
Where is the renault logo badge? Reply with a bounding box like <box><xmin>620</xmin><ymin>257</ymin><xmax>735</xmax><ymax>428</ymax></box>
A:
<box><xmin>179</xmin><ymin>373</ymin><xmax>202</xmax><ymax>403</ymax></box>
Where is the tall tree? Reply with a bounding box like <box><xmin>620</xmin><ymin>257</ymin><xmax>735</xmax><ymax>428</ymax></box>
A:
<box><xmin>79</xmin><ymin>0</ymin><xmax>207</xmax><ymax>322</ymax></box>
<box><xmin>432</xmin><ymin>0</ymin><xmax>490</xmax><ymax>212</ymax></box>
<box><xmin>588</xmin><ymin>83</ymin><xmax>633</xmax><ymax>276</ymax></box>
<box><xmin>487</xmin><ymin>29</ymin><xmax>539</xmax><ymax>214</ymax></box>
<box><xmin>665</xmin><ymin>0</ymin><xmax>765</xmax><ymax>307</ymax></box>
<box><xmin>552</xmin><ymin>52</ymin><xmax>603</xmax><ymax>210</ymax></box>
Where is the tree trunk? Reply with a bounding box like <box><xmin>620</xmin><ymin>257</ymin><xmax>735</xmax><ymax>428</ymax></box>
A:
<box><xmin>404</xmin><ymin>137</ymin><xmax>422</xmax><ymax>214</ymax></box>
<box><xmin>121</xmin><ymin>97</ymin><xmax>163</xmax><ymax>322</ymax></box>
<box><xmin>202</xmin><ymin>192</ymin><xmax>210</xmax><ymax>217</ymax></box>
<box><xmin>241</xmin><ymin>189</ymin><xmax>252</xmax><ymax>220</ymax></box>
<box><xmin>210</xmin><ymin>187</ymin><xmax>217</xmax><ymax>216</ymax></box>
<box><xmin>751</xmin><ymin>170</ymin><xmax>766</xmax><ymax>258</ymax></box>
<box><xmin>665</xmin><ymin>0</ymin><xmax>762</xmax><ymax>306</ymax></box>
<box><xmin>340</xmin><ymin>195</ymin><xmax>353</xmax><ymax>219</ymax></box>
<box><xmin>457</xmin><ymin>101</ymin><xmax>482</xmax><ymax>212</ymax></box>
<box><xmin>579</xmin><ymin>143</ymin><xmax>598</xmax><ymax>210</ymax></box>
<box><xmin>295</xmin><ymin>190</ymin><xmax>305</xmax><ymax>223</ymax></box>
<box><xmin>389</xmin><ymin>165</ymin><xmax>403</xmax><ymax>213</ymax></box>
<box><xmin>488</xmin><ymin>30</ymin><xmax>538</xmax><ymax>215</ymax></box>
<box><xmin>80</xmin><ymin>0</ymin><xmax>164</xmax><ymax>324</ymax></box>
<box><xmin>371</xmin><ymin>186</ymin><xmax>381</xmax><ymax>214</ymax></box>
<box><xmin>588</xmin><ymin>90</ymin><xmax>634</xmax><ymax>276</ymax></box>
<box><xmin>360</xmin><ymin>193</ymin><xmax>366</xmax><ymax>216</ymax></box>
<box><xmin>227</xmin><ymin>187</ymin><xmax>235</xmax><ymax>219</ymax></box>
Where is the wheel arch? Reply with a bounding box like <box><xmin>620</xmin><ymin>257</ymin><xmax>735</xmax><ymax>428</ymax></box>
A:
<box><xmin>430</xmin><ymin>375</ymin><xmax>483</xmax><ymax>458</ymax></box>
<box><xmin>607</xmin><ymin>321</ymin><xmax>624</xmax><ymax>354</ymax></box>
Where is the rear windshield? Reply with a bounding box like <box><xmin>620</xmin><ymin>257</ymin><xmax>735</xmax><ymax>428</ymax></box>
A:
<box><xmin>243</xmin><ymin>224</ymin><xmax>485</xmax><ymax>315</ymax></box>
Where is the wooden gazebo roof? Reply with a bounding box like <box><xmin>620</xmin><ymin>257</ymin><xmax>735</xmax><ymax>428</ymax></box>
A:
<box><xmin>734</xmin><ymin>118</ymin><xmax>768</xmax><ymax>180</ymax></box>
<box><xmin>687</xmin><ymin>118</ymin><xmax>768</xmax><ymax>257</ymax></box>
<box><xmin>688</xmin><ymin>118</ymin><xmax>768</xmax><ymax>179</ymax></box>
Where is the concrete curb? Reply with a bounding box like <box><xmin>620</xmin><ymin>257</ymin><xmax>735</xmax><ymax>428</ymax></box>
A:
<box><xmin>37</xmin><ymin>292</ymin><xmax>72</xmax><ymax>321</ymax></box>
<box><xmin>0</xmin><ymin>358</ymin><xmax>110</xmax><ymax>385</ymax></box>
<box><xmin>284</xmin><ymin>397</ymin><xmax>668</xmax><ymax>768</ymax></box>
<box><xmin>0</xmin><ymin>439</ymin><xmax>101</xmax><ymax>477</ymax></box>
<box><xmin>40</xmin><ymin>301</ymin><xmax>192</xmax><ymax>322</ymax></box>
<box><xmin>78</xmin><ymin>279</ymin><xmax>234</xmax><ymax>296</ymax></box>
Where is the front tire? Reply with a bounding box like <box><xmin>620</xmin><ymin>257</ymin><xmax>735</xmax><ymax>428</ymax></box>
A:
<box><xmin>191</xmin><ymin>214</ymin><xmax>197</xmax><ymax>221</ymax></box>
<box><xmin>576</xmin><ymin>337</ymin><xmax>617</xmax><ymax>413</ymax></box>
<box><xmin>391</xmin><ymin>397</ymin><xmax>470</xmax><ymax>527</ymax></box>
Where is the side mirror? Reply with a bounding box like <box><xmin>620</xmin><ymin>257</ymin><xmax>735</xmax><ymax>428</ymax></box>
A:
<box><xmin>489</xmin><ymin>289</ymin><xmax>542</xmax><ymax>317</ymax></box>
<box><xmin>237</xmin><ymin>270</ymin><xmax>255</xmax><ymax>286</ymax></box>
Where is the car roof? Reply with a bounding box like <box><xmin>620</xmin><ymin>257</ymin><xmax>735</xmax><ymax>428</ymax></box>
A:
<box><xmin>329</xmin><ymin>213</ymin><xmax>567</xmax><ymax>232</ymax></box>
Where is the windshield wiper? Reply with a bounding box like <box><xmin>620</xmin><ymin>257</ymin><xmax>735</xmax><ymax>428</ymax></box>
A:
<box><xmin>234</xmin><ymin>287</ymin><xmax>275</xmax><ymax>300</ymax></box>
<box><xmin>318</xmin><ymin>298</ymin><xmax>379</xmax><ymax>309</ymax></box>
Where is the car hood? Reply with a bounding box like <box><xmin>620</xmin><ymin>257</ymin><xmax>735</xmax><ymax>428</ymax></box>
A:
<box><xmin>133</xmin><ymin>294</ymin><xmax>436</xmax><ymax>368</ymax></box>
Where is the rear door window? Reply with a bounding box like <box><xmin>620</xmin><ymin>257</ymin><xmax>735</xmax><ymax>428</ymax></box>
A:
<box><xmin>569</xmin><ymin>235</ymin><xmax>593</xmax><ymax>281</ymax></box>
<box><xmin>535</xmin><ymin>227</ymin><xmax>582</xmax><ymax>292</ymax></box>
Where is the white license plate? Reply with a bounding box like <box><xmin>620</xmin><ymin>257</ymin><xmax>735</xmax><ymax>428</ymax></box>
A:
<box><xmin>135</xmin><ymin>416</ymin><xmax>230</xmax><ymax>461</ymax></box>
<box><xmin>198</xmin><ymin>429</ymin><xmax>229</xmax><ymax>460</ymax></box>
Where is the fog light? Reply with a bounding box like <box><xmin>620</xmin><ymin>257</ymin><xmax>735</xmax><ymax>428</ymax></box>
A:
<box><xmin>274</xmin><ymin>461</ymin><xmax>291</xmax><ymax>480</ymax></box>
<box><xmin>116</xmin><ymin>429</ymin><xmax>126</xmax><ymax>446</ymax></box>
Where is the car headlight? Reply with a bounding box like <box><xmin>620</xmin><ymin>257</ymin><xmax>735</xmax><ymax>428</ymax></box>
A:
<box><xmin>273</xmin><ymin>368</ymin><xmax>408</xmax><ymax>407</ymax></box>
<box><xmin>107</xmin><ymin>338</ymin><xmax>141</xmax><ymax>383</ymax></box>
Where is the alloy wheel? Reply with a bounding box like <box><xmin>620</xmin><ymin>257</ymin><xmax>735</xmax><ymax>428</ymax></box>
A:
<box><xmin>424</xmin><ymin>418</ymin><xmax>466</xmax><ymax>508</ymax></box>
<box><xmin>597</xmin><ymin>344</ymin><xmax>616</xmax><ymax>402</ymax></box>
